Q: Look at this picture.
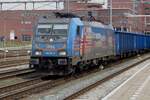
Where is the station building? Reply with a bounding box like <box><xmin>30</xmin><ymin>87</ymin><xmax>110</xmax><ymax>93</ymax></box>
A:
<box><xmin>0</xmin><ymin>10</ymin><xmax>52</xmax><ymax>41</ymax></box>
<box><xmin>142</xmin><ymin>0</ymin><xmax>150</xmax><ymax>34</ymax></box>
<box><xmin>0</xmin><ymin>0</ymin><xmax>149</xmax><ymax>41</ymax></box>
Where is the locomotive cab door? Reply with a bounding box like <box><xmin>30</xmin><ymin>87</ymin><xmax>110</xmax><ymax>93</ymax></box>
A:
<box><xmin>76</xmin><ymin>26</ymin><xmax>83</xmax><ymax>57</ymax></box>
<box><xmin>72</xmin><ymin>25</ymin><xmax>84</xmax><ymax>66</ymax></box>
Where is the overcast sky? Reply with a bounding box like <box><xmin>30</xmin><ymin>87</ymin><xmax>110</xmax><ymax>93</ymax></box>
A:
<box><xmin>0</xmin><ymin>0</ymin><xmax>105</xmax><ymax>2</ymax></box>
<box><xmin>0</xmin><ymin>0</ymin><xmax>105</xmax><ymax>3</ymax></box>
<box><xmin>0</xmin><ymin>0</ymin><xmax>107</xmax><ymax>10</ymax></box>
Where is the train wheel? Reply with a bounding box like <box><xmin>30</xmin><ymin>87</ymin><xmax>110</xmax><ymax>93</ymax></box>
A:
<box><xmin>75</xmin><ymin>64</ymin><xmax>82</xmax><ymax>73</ymax></box>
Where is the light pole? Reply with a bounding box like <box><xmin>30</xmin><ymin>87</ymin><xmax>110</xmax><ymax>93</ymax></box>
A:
<box><xmin>4</xmin><ymin>16</ymin><xmax>6</xmax><ymax>59</ymax></box>
<box><xmin>110</xmin><ymin>0</ymin><xmax>112</xmax><ymax>26</ymax></box>
<box><xmin>66</xmin><ymin>0</ymin><xmax>69</xmax><ymax>13</ymax></box>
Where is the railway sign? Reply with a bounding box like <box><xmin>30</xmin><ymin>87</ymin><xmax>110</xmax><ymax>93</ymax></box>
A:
<box><xmin>10</xmin><ymin>30</ymin><xmax>15</xmax><ymax>40</ymax></box>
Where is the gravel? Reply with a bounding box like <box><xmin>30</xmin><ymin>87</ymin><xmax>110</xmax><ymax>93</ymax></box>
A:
<box><xmin>75</xmin><ymin>60</ymin><xmax>150</xmax><ymax>100</ymax></box>
<box><xmin>24</xmin><ymin>54</ymin><xmax>150</xmax><ymax>100</ymax></box>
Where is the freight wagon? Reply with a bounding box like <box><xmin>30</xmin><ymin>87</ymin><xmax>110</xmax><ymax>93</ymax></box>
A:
<box><xmin>115</xmin><ymin>31</ymin><xmax>150</xmax><ymax>56</ymax></box>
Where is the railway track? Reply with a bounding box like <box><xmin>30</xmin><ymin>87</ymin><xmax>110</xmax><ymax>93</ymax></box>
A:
<box><xmin>0</xmin><ymin>68</ymin><xmax>101</xmax><ymax>100</ymax></box>
<box><xmin>0</xmin><ymin>69</ymin><xmax>42</xmax><ymax>100</ymax></box>
<box><xmin>0</xmin><ymin>75</ymin><xmax>42</xmax><ymax>95</ymax></box>
<box><xmin>0</xmin><ymin>77</ymin><xmax>73</xmax><ymax>100</ymax></box>
<box><xmin>0</xmin><ymin>56</ymin><xmax>29</xmax><ymax>69</ymax></box>
<box><xmin>0</xmin><ymin>69</ymin><xmax>35</xmax><ymax>80</ymax></box>
<box><xmin>0</xmin><ymin>49</ymin><xmax>30</xmax><ymax>59</ymax></box>
<box><xmin>0</xmin><ymin>54</ymin><xmax>149</xmax><ymax>100</ymax></box>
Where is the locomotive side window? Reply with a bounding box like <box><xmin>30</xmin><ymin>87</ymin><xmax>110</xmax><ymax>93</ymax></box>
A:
<box><xmin>77</xmin><ymin>26</ymin><xmax>80</xmax><ymax>36</ymax></box>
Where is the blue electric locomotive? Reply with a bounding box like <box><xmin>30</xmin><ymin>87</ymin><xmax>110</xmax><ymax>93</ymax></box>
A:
<box><xmin>30</xmin><ymin>16</ymin><xmax>150</xmax><ymax>75</ymax></box>
<box><xmin>30</xmin><ymin>16</ymin><xmax>115</xmax><ymax>75</ymax></box>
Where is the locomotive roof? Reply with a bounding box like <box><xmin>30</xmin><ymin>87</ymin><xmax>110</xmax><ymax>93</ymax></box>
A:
<box><xmin>38</xmin><ymin>17</ymin><xmax>70</xmax><ymax>24</ymax></box>
<box><xmin>37</xmin><ymin>16</ymin><xmax>113</xmax><ymax>30</ymax></box>
<box><xmin>83</xmin><ymin>21</ymin><xmax>113</xmax><ymax>30</ymax></box>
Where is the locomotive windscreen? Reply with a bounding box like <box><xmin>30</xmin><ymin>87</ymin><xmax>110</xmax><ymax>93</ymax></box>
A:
<box><xmin>35</xmin><ymin>23</ymin><xmax>69</xmax><ymax>51</ymax></box>
<box><xmin>37</xmin><ymin>24</ymin><xmax>68</xmax><ymax>36</ymax></box>
<box><xmin>53</xmin><ymin>24</ymin><xmax>68</xmax><ymax>36</ymax></box>
<box><xmin>38</xmin><ymin>24</ymin><xmax>52</xmax><ymax>33</ymax></box>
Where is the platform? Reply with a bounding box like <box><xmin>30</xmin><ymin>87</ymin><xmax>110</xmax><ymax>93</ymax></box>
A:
<box><xmin>102</xmin><ymin>61</ymin><xmax>150</xmax><ymax>100</ymax></box>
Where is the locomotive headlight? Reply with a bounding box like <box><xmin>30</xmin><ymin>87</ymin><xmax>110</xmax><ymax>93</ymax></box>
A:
<box><xmin>35</xmin><ymin>51</ymin><xmax>42</xmax><ymax>56</ymax></box>
<box><xmin>49</xmin><ymin>38</ymin><xmax>54</xmax><ymax>42</ymax></box>
<box><xmin>59</xmin><ymin>51</ymin><xmax>66</xmax><ymax>56</ymax></box>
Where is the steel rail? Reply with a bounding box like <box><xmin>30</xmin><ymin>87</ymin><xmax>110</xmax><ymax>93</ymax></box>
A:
<box><xmin>0</xmin><ymin>61</ymin><xmax>29</xmax><ymax>69</ymax></box>
<box><xmin>0</xmin><ymin>77</ymin><xmax>42</xmax><ymax>95</ymax></box>
<box><xmin>0</xmin><ymin>69</ymin><xmax>35</xmax><ymax>80</ymax></box>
